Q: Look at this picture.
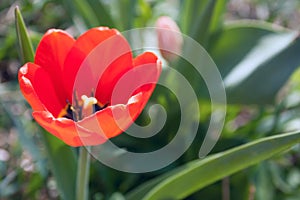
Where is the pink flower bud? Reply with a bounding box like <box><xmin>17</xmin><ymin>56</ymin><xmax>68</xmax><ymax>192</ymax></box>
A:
<box><xmin>156</xmin><ymin>16</ymin><xmax>183</xmax><ymax>62</ymax></box>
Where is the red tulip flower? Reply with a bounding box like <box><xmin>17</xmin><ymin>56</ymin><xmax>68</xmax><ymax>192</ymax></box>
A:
<box><xmin>19</xmin><ymin>27</ymin><xmax>161</xmax><ymax>147</ymax></box>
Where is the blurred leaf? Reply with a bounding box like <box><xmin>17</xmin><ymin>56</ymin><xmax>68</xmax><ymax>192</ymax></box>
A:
<box><xmin>180</xmin><ymin>0</ymin><xmax>226</xmax><ymax>46</ymax></box>
<box><xmin>109</xmin><ymin>192</ymin><xmax>126</xmax><ymax>200</ymax></box>
<box><xmin>61</xmin><ymin>0</ymin><xmax>114</xmax><ymax>31</ymax></box>
<box><xmin>15</xmin><ymin>6</ymin><xmax>34</xmax><ymax>63</ymax></box>
<box><xmin>269</xmin><ymin>162</ymin><xmax>293</xmax><ymax>193</ymax></box>
<box><xmin>180</xmin><ymin>0</ymin><xmax>208</xmax><ymax>34</ymax></box>
<box><xmin>115</xmin><ymin>0</ymin><xmax>136</xmax><ymax>31</ymax></box>
<box><xmin>87</xmin><ymin>0</ymin><xmax>115</xmax><ymax>27</ymax></box>
<box><xmin>190</xmin><ymin>0</ymin><xmax>216</xmax><ymax>46</ymax></box>
<box><xmin>287</xmin><ymin>168</ymin><xmax>300</xmax><ymax>188</ymax></box>
<box><xmin>0</xmin><ymin>83</ymin><xmax>47</xmax><ymax>177</ymax></box>
<box><xmin>0</xmin><ymin>183</ymin><xmax>19</xmax><ymax>198</ymax></box>
<box><xmin>127</xmin><ymin>130</ymin><xmax>300</xmax><ymax>200</ymax></box>
<box><xmin>208</xmin><ymin>0</ymin><xmax>227</xmax><ymax>34</ymax></box>
<box><xmin>42</xmin><ymin>132</ymin><xmax>77</xmax><ymax>200</ymax></box>
<box><xmin>230</xmin><ymin>170</ymin><xmax>251</xmax><ymax>200</ymax></box>
<box><xmin>126</xmin><ymin>176</ymin><xmax>166</xmax><ymax>200</ymax></box>
<box><xmin>24</xmin><ymin>173</ymin><xmax>44</xmax><ymax>198</ymax></box>
<box><xmin>210</xmin><ymin>21</ymin><xmax>290</xmax><ymax>77</ymax></box>
<box><xmin>0</xmin><ymin>171</ymin><xmax>18</xmax><ymax>198</ymax></box>
<box><xmin>209</xmin><ymin>21</ymin><xmax>300</xmax><ymax>104</ymax></box>
<box><xmin>134</xmin><ymin>0</ymin><xmax>152</xmax><ymax>27</ymax></box>
<box><xmin>0</xmin><ymin>29</ymin><xmax>17</xmax><ymax>60</ymax></box>
<box><xmin>14</xmin><ymin>7</ymin><xmax>77</xmax><ymax>200</ymax></box>
<box><xmin>62</xmin><ymin>0</ymin><xmax>102</xmax><ymax>30</ymax></box>
<box><xmin>71</xmin><ymin>0</ymin><xmax>100</xmax><ymax>27</ymax></box>
<box><xmin>254</xmin><ymin>162</ymin><xmax>275</xmax><ymax>200</ymax></box>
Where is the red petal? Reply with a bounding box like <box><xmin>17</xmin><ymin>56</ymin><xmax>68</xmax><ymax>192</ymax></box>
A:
<box><xmin>19</xmin><ymin>63</ymin><xmax>64</xmax><ymax>117</ymax></box>
<box><xmin>133</xmin><ymin>52</ymin><xmax>160</xmax><ymax>67</ymax></box>
<box><xmin>63</xmin><ymin>27</ymin><xmax>132</xmax><ymax>103</ymax></box>
<box><xmin>34</xmin><ymin>29</ymin><xmax>75</xmax><ymax>104</ymax></box>
<box><xmin>132</xmin><ymin>51</ymin><xmax>162</xmax><ymax>95</ymax></box>
<box><xmin>109</xmin><ymin>52</ymin><xmax>162</xmax><ymax>105</ymax></box>
<box><xmin>33</xmin><ymin>111</ymin><xmax>107</xmax><ymax>147</ymax></box>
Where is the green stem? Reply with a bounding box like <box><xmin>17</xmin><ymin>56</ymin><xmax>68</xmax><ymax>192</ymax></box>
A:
<box><xmin>76</xmin><ymin>146</ymin><xmax>91</xmax><ymax>200</ymax></box>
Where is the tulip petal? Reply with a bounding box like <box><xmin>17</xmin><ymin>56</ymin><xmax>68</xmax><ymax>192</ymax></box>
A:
<box><xmin>33</xmin><ymin>111</ymin><xmax>107</xmax><ymax>147</ymax></box>
<box><xmin>63</xmin><ymin>27</ymin><xmax>132</xmax><ymax>104</ymax></box>
<box><xmin>133</xmin><ymin>52</ymin><xmax>162</xmax><ymax>94</ymax></box>
<box><xmin>109</xmin><ymin>52</ymin><xmax>162</xmax><ymax>105</ymax></box>
<box><xmin>132</xmin><ymin>52</ymin><xmax>162</xmax><ymax>93</ymax></box>
<box><xmin>34</xmin><ymin>29</ymin><xmax>75</xmax><ymax>104</ymax></box>
<box><xmin>19</xmin><ymin>63</ymin><xmax>64</xmax><ymax>117</ymax></box>
<box><xmin>133</xmin><ymin>51</ymin><xmax>160</xmax><ymax>67</ymax></box>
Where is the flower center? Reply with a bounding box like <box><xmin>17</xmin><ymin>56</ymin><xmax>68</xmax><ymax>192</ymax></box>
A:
<box><xmin>58</xmin><ymin>92</ymin><xmax>108</xmax><ymax>121</ymax></box>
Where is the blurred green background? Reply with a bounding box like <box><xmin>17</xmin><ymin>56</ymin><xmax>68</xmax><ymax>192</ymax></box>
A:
<box><xmin>1</xmin><ymin>0</ymin><xmax>300</xmax><ymax>199</ymax></box>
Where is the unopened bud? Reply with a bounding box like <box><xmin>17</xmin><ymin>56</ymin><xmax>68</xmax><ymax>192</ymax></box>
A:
<box><xmin>156</xmin><ymin>16</ymin><xmax>183</xmax><ymax>62</ymax></box>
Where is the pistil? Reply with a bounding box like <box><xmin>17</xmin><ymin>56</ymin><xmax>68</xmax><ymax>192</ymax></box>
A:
<box><xmin>81</xmin><ymin>95</ymin><xmax>98</xmax><ymax>118</ymax></box>
<box><xmin>58</xmin><ymin>91</ymin><xmax>109</xmax><ymax>121</ymax></box>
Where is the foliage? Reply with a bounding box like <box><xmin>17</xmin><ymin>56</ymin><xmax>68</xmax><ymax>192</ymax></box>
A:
<box><xmin>1</xmin><ymin>0</ymin><xmax>300</xmax><ymax>199</ymax></box>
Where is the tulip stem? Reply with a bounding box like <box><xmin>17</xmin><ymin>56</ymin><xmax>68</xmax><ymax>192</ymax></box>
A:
<box><xmin>76</xmin><ymin>146</ymin><xmax>91</xmax><ymax>200</ymax></box>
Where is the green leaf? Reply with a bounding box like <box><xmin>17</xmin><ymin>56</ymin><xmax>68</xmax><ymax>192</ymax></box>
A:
<box><xmin>208</xmin><ymin>0</ymin><xmax>227</xmax><ymax>34</ymax></box>
<box><xmin>126</xmin><ymin>171</ymin><xmax>175</xmax><ymax>200</ymax></box>
<box><xmin>254</xmin><ymin>162</ymin><xmax>275</xmax><ymax>200</ymax></box>
<box><xmin>180</xmin><ymin>0</ymin><xmax>227</xmax><ymax>46</ymax></box>
<box><xmin>190</xmin><ymin>0</ymin><xmax>216</xmax><ymax>46</ymax></box>
<box><xmin>209</xmin><ymin>21</ymin><xmax>300</xmax><ymax>104</ymax></box>
<box><xmin>134</xmin><ymin>0</ymin><xmax>152</xmax><ymax>28</ymax></box>
<box><xmin>14</xmin><ymin>7</ymin><xmax>77</xmax><ymax>200</ymax></box>
<box><xmin>109</xmin><ymin>192</ymin><xmax>126</xmax><ymax>200</ymax></box>
<box><xmin>72</xmin><ymin>0</ymin><xmax>100</xmax><ymax>27</ymax></box>
<box><xmin>42</xmin><ymin>132</ymin><xmax>77</xmax><ymax>200</ymax></box>
<box><xmin>127</xmin><ymin>130</ymin><xmax>300</xmax><ymax>200</ymax></box>
<box><xmin>15</xmin><ymin>6</ymin><xmax>34</xmax><ymax>63</ymax></box>
<box><xmin>62</xmin><ymin>0</ymin><xmax>103</xmax><ymax>30</ymax></box>
<box><xmin>86</xmin><ymin>0</ymin><xmax>115</xmax><ymax>27</ymax></box>
<box><xmin>180</xmin><ymin>0</ymin><xmax>208</xmax><ymax>34</ymax></box>
<box><xmin>210</xmin><ymin>21</ymin><xmax>291</xmax><ymax>77</ymax></box>
<box><xmin>115</xmin><ymin>0</ymin><xmax>136</xmax><ymax>31</ymax></box>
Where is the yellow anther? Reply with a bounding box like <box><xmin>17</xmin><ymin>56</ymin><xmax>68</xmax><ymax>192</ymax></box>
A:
<box><xmin>81</xmin><ymin>95</ymin><xmax>98</xmax><ymax>117</ymax></box>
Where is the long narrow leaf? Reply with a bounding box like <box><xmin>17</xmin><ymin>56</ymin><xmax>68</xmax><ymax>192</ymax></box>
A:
<box><xmin>127</xmin><ymin>131</ymin><xmax>300</xmax><ymax>200</ymax></box>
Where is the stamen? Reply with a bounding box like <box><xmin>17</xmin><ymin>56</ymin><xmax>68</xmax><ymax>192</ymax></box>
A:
<box><xmin>71</xmin><ymin>91</ymin><xmax>81</xmax><ymax>121</ymax></box>
<box><xmin>81</xmin><ymin>95</ymin><xmax>98</xmax><ymax>118</ymax></box>
<box><xmin>58</xmin><ymin>90</ymin><xmax>109</xmax><ymax>120</ymax></box>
